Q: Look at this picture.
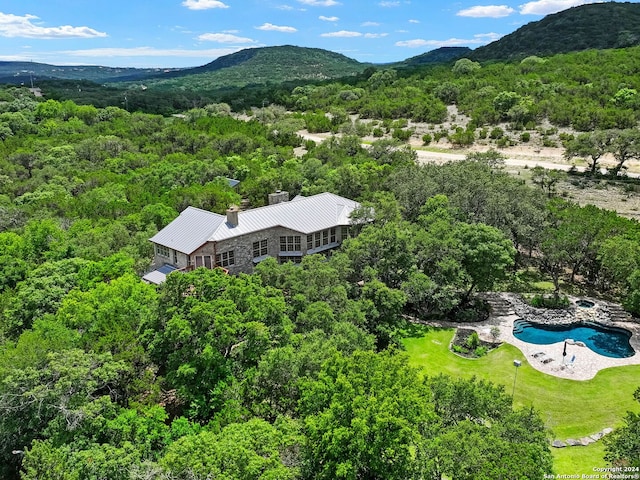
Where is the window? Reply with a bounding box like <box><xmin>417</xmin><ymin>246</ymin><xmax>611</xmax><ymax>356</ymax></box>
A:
<box><xmin>322</xmin><ymin>230</ymin><xmax>329</xmax><ymax>245</ymax></box>
<box><xmin>307</xmin><ymin>234</ymin><xmax>313</xmax><ymax>250</ymax></box>
<box><xmin>215</xmin><ymin>250</ymin><xmax>235</xmax><ymax>267</ymax></box>
<box><xmin>253</xmin><ymin>239</ymin><xmax>268</xmax><ymax>258</ymax></box>
<box><xmin>330</xmin><ymin>227</ymin><xmax>336</xmax><ymax>243</ymax></box>
<box><xmin>279</xmin><ymin>236</ymin><xmax>301</xmax><ymax>252</ymax></box>
<box><xmin>156</xmin><ymin>244</ymin><xmax>170</xmax><ymax>258</ymax></box>
<box><xmin>195</xmin><ymin>255</ymin><xmax>212</xmax><ymax>268</ymax></box>
<box><xmin>314</xmin><ymin>232</ymin><xmax>321</xmax><ymax>248</ymax></box>
<box><xmin>341</xmin><ymin>226</ymin><xmax>349</xmax><ymax>241</ymax></box>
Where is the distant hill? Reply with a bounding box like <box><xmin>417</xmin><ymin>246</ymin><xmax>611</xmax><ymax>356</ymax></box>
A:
<box><xmin>399</xmin><ymin>47</ymin><xmax>471</xmax><ymax>67</ymax></box>
<box><xmin>0</xmin><ymin>61</ymin><xmax>179</xmax><ymax>85</ymax></box>
<box><xmin>138</xmin><ymin>45</ymin><xmax>369</xmax><ymax>91</ymax></box>
<box><xmin>470</xmin><ymin>2</ymin><xmax>640</xmax><ymax>62</ymax></box>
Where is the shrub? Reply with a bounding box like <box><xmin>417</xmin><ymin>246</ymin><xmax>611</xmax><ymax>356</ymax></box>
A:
<box><xmin>372</xmin><ymin>127</ymin><xmax>384</xmax><ymax>137</ymax></box>
<box><xmin>489</xmin><ymin>127</ymin><xmax>504</xmax><ymax>139</ymax></box>
<box><xmin>520</xmin><ymin>132</ymin><xmax>531</xmax><ymax>142</ymax></box>
<box><xmin>392</xmin><ymin>128</ymin><xmax>412</xmax><ymax>141</ymax></box>
<box><xmin>422</xmin><ymin>133</ymin><xmax>432</xmax><ymax>146</ymax></box>
<box><xmin>466</xmin><ymin>331</ymin><xmax>480</xmax><ymax>350</ymax></box>
<box><xmin>474</xmin><ymin>346</ymin><xmax>488</xmax><ymax>357</ymax></box>
<box><xmin>529</xmin><ymin>294</ymin><xmax>570</xmax><ymax>309</ymax></box>
<box><xmin>490</xmin><ymin>326</ymin><xmax>501</xmax><ymax>341</ymax></box>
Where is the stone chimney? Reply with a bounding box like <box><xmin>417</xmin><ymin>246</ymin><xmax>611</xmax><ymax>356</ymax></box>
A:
<box><xmin>268</xmin><ymin>190</ymin><xmax>289</xmax><ymax>205</ymax></box>
<box><xmin>226</xmin><ymin>205</ymin><xmax>240</xmax><ymax>227</ymax></box>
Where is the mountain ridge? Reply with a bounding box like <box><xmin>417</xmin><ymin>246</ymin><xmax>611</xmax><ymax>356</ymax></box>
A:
<box><xmin>470</xmin><ymin>2</ymin><xmax>640</xmax><ymax>61</ymax></box>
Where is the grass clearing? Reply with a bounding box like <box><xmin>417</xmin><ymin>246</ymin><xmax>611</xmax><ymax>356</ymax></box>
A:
<box><xmin>402</xmin><ymin>326</ymin><xmax>640</xmax><ymax>471</ymax></box>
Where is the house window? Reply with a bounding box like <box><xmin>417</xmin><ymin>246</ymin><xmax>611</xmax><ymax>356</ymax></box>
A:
<box><xmin>322</xmin><ymin>230</ymin><xmax>329</xmax><ymax>245</ymax></box>
<box><xmin>314</xmin><ymin>232</ymin><xmax>321</xmax><ymax>248</ymax></box>
<box><xmin>307</xmin><ymin>234</ymin><xmax>313</xmax><ymax>250</ymax></box>
<box><xmin>156</xmin><ymin>244</ymin><xmax>170</xmax><ymax>258</ymax></box>
<box><xmin>215</xmin><ymin>250</ymin><xmax>235</xmax><ymax>267</ymax></box>
<box><xmin>195</xmin><ymin>255</ymin><xmax>212</xmax><ymax>268</ymax></box>
<box><xmin>330</xmin><ymin>227</ymin><xmax>336</xmax><ymax>243</ymax></box>
<box><xmin>341</xmin><ymin>226</ymin><xmax>349</xmax><ymax>241</ymax></box>
<box><xmin>253</xmin><ymin>239</ymin><xmax>268</xmax><ymax>258</ymax></box>
<box><xmin>279</xmin><ymin>235</ymin><xmax>300</xmax><ymax>252</ymax></box>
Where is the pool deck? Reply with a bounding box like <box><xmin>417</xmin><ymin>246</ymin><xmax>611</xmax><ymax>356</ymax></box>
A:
<box><xmin>476</xmin><ymin>314</ymin><xmax>640</xmax><ymax>380</ymax></box>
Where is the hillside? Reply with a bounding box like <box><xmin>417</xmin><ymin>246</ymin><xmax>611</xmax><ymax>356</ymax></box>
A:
<box><xmin>470</xmin><ymin>2</ymin><xmax>640</xmax><ymax>61</ymax></box>
<box><xmin>398</xmin><ymin>46</ymin><xmax>471</xmax><ymax>67</ymax></box>
<box><xmin>139</xmin><ymin>45</ymin><xmax>369</xmax><ymax>91</ymax></box>
<box><xmin>0</xmin><ymin>61</ymin><xmax>179</xmax><ymax>85</ymax></box>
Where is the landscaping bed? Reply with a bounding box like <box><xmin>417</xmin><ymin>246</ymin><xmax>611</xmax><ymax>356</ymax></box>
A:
<box><xmin>450</xmin><ymin>327</ymin><xmax>501</xmax><ymax>358</ymax></box>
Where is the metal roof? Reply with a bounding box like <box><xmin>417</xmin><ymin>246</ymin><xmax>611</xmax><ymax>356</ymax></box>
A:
<box><xmin>150</xmin><ymin>192</ymin><xmax>360</xmax><ymax>253</ymax></box>
<box><xmin>149</xmin><ymin>206</ymin><xmax>225</xmax><ymax>254</ymax></box>
<box><xmin>142</xmin><ymin>264</ymin><xmax>178</xmax><ymax>285</ymax></box>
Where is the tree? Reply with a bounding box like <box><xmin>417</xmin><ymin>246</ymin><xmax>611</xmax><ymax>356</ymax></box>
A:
<box><xmin>453</xmin><ymin>222</ymin><xmax>516</xmax><ymax>302</ymax></box>
<box><xmin>143</xmin><ymin>268</ymin><xmax>289</xmax><ymax>420</ymax></box>
<box><xmin>342</xmin><ymin>222</ymin><xmax>416</xmax><ymax>289</ymax></box>
<box><xmin>607</xmin><ymin>128</ymin><xmax>640</xmax><ymax>176</ymax></box>
<box><xmin>563</xmin><ymin>130</ymin><xmax>611</xmax><ymax>175</ymax></box>
<box><xmin>452</xmin><ymin>58</ymin><xmax>481</xmax><ymax>75</ymax></box>
<box><xmin>531</xmin><ymin>166</ymin><xmax>565</xmax><ymax>198</ymax></box>
<box><xmin>2</xmin><ymin>258</ymin><xmax>91</xmax><ymax>337</ymax></box>
<box><xmin>604</xmin><ymin>387</ymin><xmax>640</xmax><ymax>467</ymax></box>
<box><xmin>0</xmin><ymin>349</ymin><xmax>129</xmax><ymax>478</ymax></box>
<box><xmin>160</xmin><ymin>418</ymin><xmax>301</xmax><ymax>479</ymax></box>
<box><xmin>299</xmin><ymin>350</ymin><xmax>435</xmax><ymax>480</ymax></box>
<box><xmin>55</xmin><ymin>273</ymin><xmax>157</xmax><ymax>363</ymax></box>
<box><xmin>425</xmin><ymin>375</ymin><xmax>552</xmax><ymax>479</ymax></box>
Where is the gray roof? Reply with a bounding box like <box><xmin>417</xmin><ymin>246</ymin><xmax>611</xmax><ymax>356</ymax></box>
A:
<box><xmin>142</xmin><ymin>264</ymin><xmax>178</xmax><ymax>285</ymax></box>
<box><xmin>150</xmin><ymin>192</ymin><xmax>360</xmax><ymax>254</ymax></box>
<box><xmin>149</xmin><ymin>206</ymin><xmax>225</xmax><ymax>254</ymax></box>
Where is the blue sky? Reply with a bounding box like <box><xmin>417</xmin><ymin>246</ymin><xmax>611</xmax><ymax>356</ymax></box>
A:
<box><xmin>0</xmin><ymin>1</ymin><xmax>632</xmax><ymax>68</ymax></box>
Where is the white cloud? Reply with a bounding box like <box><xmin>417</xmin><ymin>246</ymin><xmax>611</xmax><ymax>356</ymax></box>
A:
<box><xmin>457</xmin><ymin>5</ymin><xmax>516</xmax><ymax>18</ymax></box>
<box><xmin>256</xmin><ymin>23</ymin><xmax>297</xmax><ymax>32</ymax></box>
<box><xmin>379</xmin><ymin>1</ymin><xmax>400</xmax><ymax>6</ymax></box>
<box><xmin>182</xmin><ymin>0</ymin><xmax>229</xmax><ymax>10</ymax></box>
<box><xmin>0</xmin><ymin>12</ymin><xmax>107</xmax><ymax>39</ymax></box>
<box><xmin>409</xmin><ymin>19</ymin><xmax>420</xmax><ymax>23</ymax></box>
<box><xmin>298</xmin><ymin>0</ymin><xmax>339</xmax><ymax>6</ymax></box>
<box><xmin>519</xmin><ymin>0</ymin><xmax>602</xmax><ymax>15</ymax></box>
<box><xmin>361</xmin><ymin>21</ymin><xmax>381</xmax><ymax>27</ymax></box>
<box><xmin>321</xmin><ymin>30</ymin><xmax>362</xmax><ymax>37</ymax></box>
<box><xmin>277</xmin><ymin>5</ymin><xmax>295</xmax><ymax>10</ymax></box>
<box><xmin>319</xmin><ymin>15</ymin><xmax>339</xmax><ymax>21</ymax></box>
<box><xmin>364</xmin><ymin>32</ymin><xmax>388</xmax><ymax>38</ymax></box>
<box><xmin>395</xmin><ymin>33</ymin><xmax>502</xmax><ymax>48</ymax></box>
<box><xmin>198</xmin><ymin>32</ymin><xmax>256</xmax><ymax>43</ymax></box>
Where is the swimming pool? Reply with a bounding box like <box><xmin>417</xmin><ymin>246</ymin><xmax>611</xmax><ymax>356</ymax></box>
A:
<box><xmin>513</xmin><ymin>319</ymin><xmax>635</xmax><ymax>359</ymax></box>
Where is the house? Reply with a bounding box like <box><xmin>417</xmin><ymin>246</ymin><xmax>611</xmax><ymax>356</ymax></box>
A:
<box><xmin>144</xmin><ymin>191</ymin><xmax>361</xmax><ymax>282</ymax></box>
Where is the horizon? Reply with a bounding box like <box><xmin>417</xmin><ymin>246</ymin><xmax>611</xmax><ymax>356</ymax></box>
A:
<box><xmin>1</xmin><ymin>1</ymin><xmax>637</xmax><ymax>69</ymax></box>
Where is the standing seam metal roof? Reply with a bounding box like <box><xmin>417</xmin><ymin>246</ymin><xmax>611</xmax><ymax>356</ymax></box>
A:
<box><xmin>149</xmin><ymin>206</ymin><xmax>225</xmax><ymax>254</ymax></box>
<box><xmin>150</xmin><ymin>192</ymin><xmax>360</xmax><ymax>254</ymax></box>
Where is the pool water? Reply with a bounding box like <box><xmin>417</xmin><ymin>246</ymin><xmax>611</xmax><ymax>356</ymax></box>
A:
<box><xmin>513</xmin><ymin>319</ymin><xmax>635</xmax><ymax>359</ymax></box>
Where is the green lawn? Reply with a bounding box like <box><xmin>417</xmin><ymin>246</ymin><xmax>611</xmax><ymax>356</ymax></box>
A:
<box><xmin>402</xmin><ymin>326</ymin><xmax>640</xmax><ymax>472</ymax></box>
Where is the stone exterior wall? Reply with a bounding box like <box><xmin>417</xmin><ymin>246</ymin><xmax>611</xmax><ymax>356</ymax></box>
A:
<box><xmin>183</xmin><ymin>225</ymin><xmax>346</xmax><ymax>274</ymax></box>
<box><xmin>151</xmin><ymin>225</ymin><xmax>349</xmax><ymax>275</ymax></box>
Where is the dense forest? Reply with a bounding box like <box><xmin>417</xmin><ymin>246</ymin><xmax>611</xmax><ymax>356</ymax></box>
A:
<box><xmin>1</xmin><ymin>38</ymin><xmax>640</xmax><ymax>477</ymax></box>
